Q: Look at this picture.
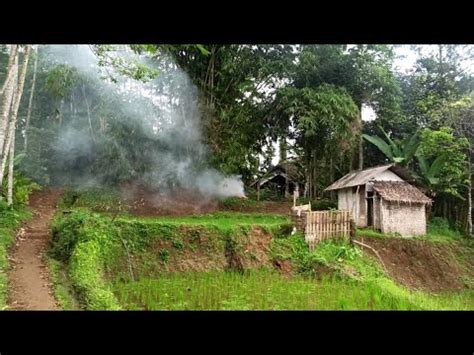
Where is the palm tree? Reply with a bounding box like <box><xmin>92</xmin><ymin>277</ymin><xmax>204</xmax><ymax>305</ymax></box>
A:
<box><xmin>362</xmin><ymin>127</ymin><xmax>420</xmax><ymax>167</ymax></box>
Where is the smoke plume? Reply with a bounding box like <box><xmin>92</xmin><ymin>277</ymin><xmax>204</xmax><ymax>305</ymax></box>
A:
<box><xmin>40</xmin><ymin>45</ymin><xmax>245</xmax><ymax>199</ymax></box>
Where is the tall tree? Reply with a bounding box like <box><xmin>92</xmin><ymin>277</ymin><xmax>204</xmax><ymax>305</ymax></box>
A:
<box><xmin>0</xmin><ymin>45</ymin><xmax>19</xmax><ymax>161</ymax></box>
<box><xmin>1</xmin><ymin>46</ymin><xmax>32</xmax><ymax>204</ymax></box>
<box><xmin>164</xmin><ymin>44</ymin><xmax>295</xmax><ymax>182</ymax></box>
<box><xmin>24</xmin><ymin>47</ymin><xmax>39</xmax><ymax>152</ymax></box>
<box><xmin>292</xmin><ymin>45</ymin><xmax>402</xmax><ymax>170</ymax></box>
<box><xmin>276</xmin><ymin>84</ymin><xmax>359</xmax><ymax>199</ymax></box>
<box><xmin>401</xmin><ymin>45</ymin><xmax>473</xmax><ymax>130</ymax></box>
<box><xmin>444</xmin><ymin>95</ymin><xmax>474</xmax><ymax>235</ymax></box>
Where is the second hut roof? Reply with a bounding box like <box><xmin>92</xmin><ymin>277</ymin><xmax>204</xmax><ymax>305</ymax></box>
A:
<box><xmin>372</xmin><ymin>181</ymin><xmax>432</xmax><ymax>204</ymax></box>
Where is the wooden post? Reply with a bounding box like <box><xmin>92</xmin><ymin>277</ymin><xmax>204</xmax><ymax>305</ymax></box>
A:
<box><xmin>350</xmin><ymin>218</ymin><xmax>356</xmax><ymax>243</ymax></box>
<box><xmin>293</xmin><ymin>184</ymin><xmax>299</xmax><ymax>207</ymax></box>
<box><xmin>256</xmin><ymin>181</ymin><xmax>260</xmax><ymax>201</ymax></box>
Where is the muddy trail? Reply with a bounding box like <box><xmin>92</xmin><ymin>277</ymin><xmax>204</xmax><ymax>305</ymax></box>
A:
<box><xmin>7</xmin><ymin>188</ymin><xmax>63</xmax><ymax>310</ymax></box>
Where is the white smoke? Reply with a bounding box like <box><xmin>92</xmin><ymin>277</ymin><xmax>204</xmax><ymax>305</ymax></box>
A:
<box><xmin>42</xmin><ymin>45</ymin><xmax>245</xmax><ymax>199</ymax></box>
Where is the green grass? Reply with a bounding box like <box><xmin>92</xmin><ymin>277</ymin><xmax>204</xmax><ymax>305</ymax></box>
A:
<box><xmin>117</xmin><ymin>212</ymin><xmax>290</xmax><ymax>230</ymax></box>
<box><xmin>47</xmin><ymin>258</ymin><xmax>80</xmax><ymax>310</ymax></box>
<box><xmin>424</xmin><ymin>217</ymin><xmax>469</xmax><ymax>244</ymax></box>
<box><xmin>107</xmin><ymin>232</ymin><xmax>474</xmax><ymax>310</ymax></box>
<box><xmin>221</xmin><ymin>197</ymin><xmax>259</xmax><ymax>208</ymax></box>
<box><xmin>111</xmin><ymin>270</ymin><xmax>391</xmax><ymax>310</ymax></box>
<box><xmin>50</xmin><ymin>192</ymin><xmax>474</xmax><ymax>311</ymax></box>
<box><xmin>357</xmin><ymin>218</ymin><xmax>472</xmax><ymax>246</ymax></box>
<box><xmin>0</xmin><ymin>206</ymin><xmax>31</xmax><ymax>309</ymax></box>
<box><xmin>111</xmin><ymin>269</ymin><xmax>474</xmax><ymax>310</ymax></box>
<box><xmin>356</xmin><ymin>228</ymin><xmax>388</xmax><ymax>238</ymax></box>
<box><xmin>51</xmin><ymin>208</ymin><xmax>474</xmax><ymax>310</ymax></box>
<box><xmin>68</xmin><ymin>239</ymin><xmax>122</xmax><ymax>310</ymax></box>
<box><xmin>49</xmin><ymin>207</ymin><xmax>292</xmax><ymax>310</ymax></box>
<box><xmin>60</xmin><ymin>187</ymin><xmax>123</xmax><ymax>212</ymax></box>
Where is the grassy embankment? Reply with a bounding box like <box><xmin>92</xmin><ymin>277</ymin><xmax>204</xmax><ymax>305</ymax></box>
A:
<box><xmin>49</xmin><ymin>189</ymin><xmax>474</xmax><ymax>310</ymax></box>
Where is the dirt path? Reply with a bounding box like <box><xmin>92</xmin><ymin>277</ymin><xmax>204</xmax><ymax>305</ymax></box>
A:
<box><xmin>7</xmin><ymin>188</ymin><xmax>63</xmax><ymax>310</ymax></box>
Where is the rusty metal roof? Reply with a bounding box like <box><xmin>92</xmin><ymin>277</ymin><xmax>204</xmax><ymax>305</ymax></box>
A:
<box><xmin>325</xmin><ymin>165</ymin><xmax>393</xmax><ymax>191</ymax></box>
<box><xmin>324</xmin><ymin>164</ymin><xmax>416</xmax><ymax>191</ymax></box>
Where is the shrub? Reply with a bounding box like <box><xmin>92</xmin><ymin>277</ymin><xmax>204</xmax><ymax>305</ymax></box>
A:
<box><xmin>50</xmin><ymin>209</ymin><xmax>91</xmax><ymax>261</ymax></box>
<box><xmin>427</xmin><ymin>217</ymin><xmax>464</xmax><ymax>241</ymax></box>
<box><xmin>0</xmin><ymin>173</ymin><xmax>40</xmax><ymax>207</ymax></box>
<box><xmin>311</xmin><ymin>199</ymin><xmax>337</xmax><ymax>211</ymax></box>
<box><xmin>221</xmin><ymin>197</ymin><xmax>257</xmax><ymax>209</ymax></box>
<box><xmin>69</xmin><ymin>240</ymin><xmax>121</xmax><ymax>310</ymax></box>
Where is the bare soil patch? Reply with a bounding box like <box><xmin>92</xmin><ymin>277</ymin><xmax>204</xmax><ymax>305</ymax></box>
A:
<box><xmin>356</xmin><ymin>236</ymin><xmax>474</xmax><ymax>293</ymax></box>
<box><xmin>7</xmin><ymin>188</ymin><xmax>63</xmax><ymax>310</ymax></box>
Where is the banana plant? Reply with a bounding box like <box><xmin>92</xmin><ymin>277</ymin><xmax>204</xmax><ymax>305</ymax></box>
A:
<box><xmin>362</xmin><ymin>126</ymin><xmax>420</xmax><ymax>167</ymax></box>
<box><xmin>414</xmin><ymin>152</ymin><xmax>449</xmax><ymax>197</ymax></box>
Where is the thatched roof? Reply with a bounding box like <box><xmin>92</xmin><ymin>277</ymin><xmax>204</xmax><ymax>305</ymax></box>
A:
<box><xmin>372</xmin><ymin>181</ymin><xmax>432</xmax><ymax>205</ymax></box>
<box><xmin>325</xmin><ymin>164</ymin><xmax>415</xmax><ymax>191</ymax></box>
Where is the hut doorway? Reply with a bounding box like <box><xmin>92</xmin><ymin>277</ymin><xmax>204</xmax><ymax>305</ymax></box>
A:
<box><xmin>367</xmin><ymin>191</ymin><xmax>374</xmax><ymax>227</ymax></box>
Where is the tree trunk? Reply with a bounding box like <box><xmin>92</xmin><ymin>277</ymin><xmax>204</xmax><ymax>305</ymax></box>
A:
<box><xmin>205</xmin><ymin>46</ymin><xmax>216</xmax><ymax>109</ymax></box>
<box><xmin>0</xmin><ymin>46</ymin><xmax>31</xmax><ymax>189</ymax></box>
<box><xmin>58</xmin><ymin>99</ymin><xmax>64</xmax><ymax>126</ymax></box>
<box><xmin>312</xmin><ymin>153</ymin><xmax>317</xmax><ymax>199</ymax></box>
<box><xmin>329</xmin><ymin>157</ymin><xmax>335</xmax><ymax>200</ymax></box>
<box><xmin>0</xmin><ymin>54</ymin><xmax>18</xmax><ymax>187</ymax></box>
<box><xmin>280</xmin><ymin>136</ymin><xmax>289</xmax><ymax>198</ymax></box>
<box><xmin>0</xmin><ymin>45</ymin><xmax>19</xmax><ymax>95</ymax></box>
<box><xmin>0</xmin><ymin>45</ymin><xmax>19</xmax><ymax>160</ymax></box>
<box><xmin>468</xmin><ymin>145</ymin><xmax>473</xmax><ymax>236</ymax></box>
<box><xmin>7</xmin><ymin>132</ymin><xmax>15</xmax><ymax>206</ymax></box>
<box><xmin>82</xmin><ymin>84</ymin><xmax>95</xmax><ymax>142</ymax></box>
<box><xmin>306</xmin><ymin>149</ymin><xmax>311</xmax><ymax>200</ymax></box>
<box><xmin>24</xmin><ymin>47</ymin><xmax>38</xmax><ymax>153</ymax></box>
<box><xmin>358</xmin><ymin>106</ymin><xmax>363</xmax><ymax>170</ymax></box>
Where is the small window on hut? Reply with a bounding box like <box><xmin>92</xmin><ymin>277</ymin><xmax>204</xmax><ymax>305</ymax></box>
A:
<box><xmin>352</xmin><ymin>186</ymin><xmax>358</xmax><ymax>193</ymax></box>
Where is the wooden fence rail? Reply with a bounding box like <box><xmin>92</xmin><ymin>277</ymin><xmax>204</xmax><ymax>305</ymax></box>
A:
<box><xmin>304</xmin><ymin>210</ymin><xmax>353</xmax><ymax>250</ymax></box>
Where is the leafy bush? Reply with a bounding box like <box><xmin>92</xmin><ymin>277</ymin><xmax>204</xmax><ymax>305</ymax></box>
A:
<box><xmin>221</xmin><ymin>197</ymin><xmax>258</xmax><ymax>208</ymax></box>
<box><xmin>273</xmin><ymin>223</ymin><xmax>294</xmax><ymax>237</ymax></box>
<box><xmin>60</xmin><ymin>188</ymin><xmax>122</xmax><ymax>212</ymax></box>
<box><xmin>311</xmin><ymin>199</ymin><xmax>337</xmax><ymax>211</ymax></box>
<box><xmin>246</xmin><ymin>187</ymin><xmax>287</xmax><ymax>202</ymax></box>
<box><xmin>429</xmin><ymin>217</ymin><xmax>451</xmax><ymax>231</ymax></box>
<box><xmin>427</xmin><ymin>217</ymin><xmax>463</xmax><ymax>241</ymax></box>
<box><xmin>292</xmin><ymin>198</ymin><xmax>337</xmax><ymax>211</ymax></box>
<box><xmin>69</xmin><ymin>240</ymin><xmax>121</xmax><ymax>310</ymax></box>
<box><xmin>0</xmin><ymin>173</ymin><xmax>40</xmax><ymax>207</ymax></box>
<box><xmin>50</xmin><ymin>209</ymin><xmax>91</xmax><ymax>261</ymax></box>
<box><xmin>0</xmin><ymin>199</ymin><xmax>8</xmax><ymax>212</ymax></box>
<box><xmin>50</xmin><ymin>209</ymin><xmax>123</xmax><ymax>309</ymax></box>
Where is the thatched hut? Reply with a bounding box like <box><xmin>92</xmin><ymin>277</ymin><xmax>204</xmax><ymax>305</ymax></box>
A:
<box><xmin>251</xmin><ymin>163</ymin><xmax>304</xmax><ymax>197</ymax></box>
<box><xmin>325</xmin><ymin>164</ymin><xmax>432</xmax><ymax>237</ymax></box>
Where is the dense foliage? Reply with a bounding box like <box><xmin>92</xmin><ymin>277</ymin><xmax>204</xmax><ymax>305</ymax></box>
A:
<box><xmin>0</xmin><ymin>44</ymin><xmax>472</xmax><ymax>234</ymax></box>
